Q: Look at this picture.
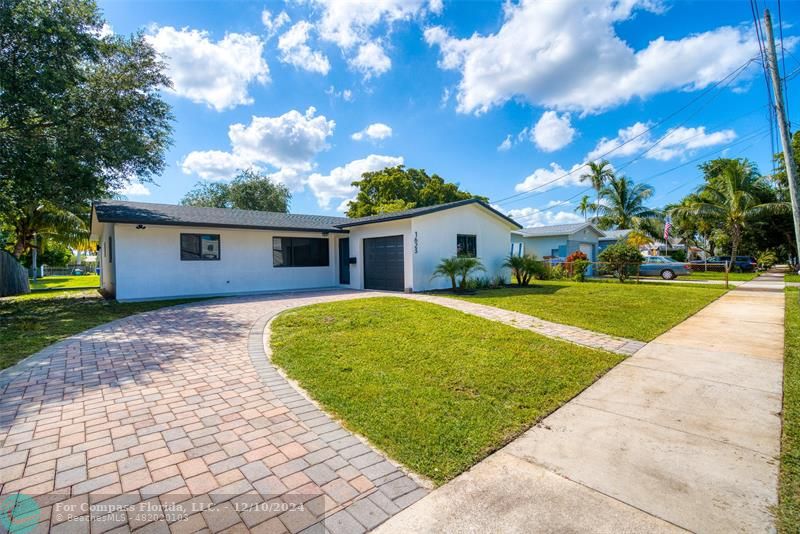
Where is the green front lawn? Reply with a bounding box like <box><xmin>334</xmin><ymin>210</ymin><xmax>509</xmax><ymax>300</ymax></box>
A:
<box><xmin>780</xmin><ymin>287</ymin><xmax>800</xmax><ymax>533</ymax></box>
<box><xmin>30</xmin><ymin>274</ymin><xmax>100</xmax><ymax>290</ymax></box>
<box><xmin>447</xmin><ymin>280</ymin><xmax>726</xmax><ymax>341</ymax></box>
<box><xmin>0</xmin><ymin>290</ymin><xmax>200</xmax><ymax>370</ymax></box>
<box><xmin>271</xmin><ymin>297</ymin><xmax>623</xmax><ymax>485</ymax></box>
<box><xmin>786</xmin><ymin>274</ymin><xmax>800</xmax><ymax>283</ymax></box>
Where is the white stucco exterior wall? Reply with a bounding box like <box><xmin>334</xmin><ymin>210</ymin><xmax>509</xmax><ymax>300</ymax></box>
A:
<box><xmin>411</xmin><ymin>203</ymin><xmax>514</xmax><ymax>291</ymax></box>
<box><xmin>112</xmin><ymin>224</ymin><xmax>339</xmax><ymax>301</ymax></box>
<box><xmin>345</xmin><ymin>220</ymin><xmax>413</xmax><ymax>290</ymax></box>
<box><xmin>98</xmin><ymin>223</ymin><xmax>116</xmax><ymax>295</ymax></box>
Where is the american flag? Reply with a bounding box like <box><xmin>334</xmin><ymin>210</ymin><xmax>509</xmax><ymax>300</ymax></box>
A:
<box><xmin>663</xmin><ymin>215</ymin><xmax>672</xmax><ymax>241</ymax></box>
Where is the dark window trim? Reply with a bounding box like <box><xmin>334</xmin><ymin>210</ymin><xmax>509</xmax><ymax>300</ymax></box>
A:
<box><xmin>456</xmin><ymin>234</ymin><xmax>477</xmax><ymax>258</ymax></box>
<box><xmin>272</xmin><ymin>236</ymin><xmax>330</xmax><ymax>268</ymax></box>
<box><xmin>180</xmin><ymin>233</ymin><xmax>221</xmax><ymax>261</ymax></box>
<box><xmin>108</xmin><ymin>236</ymin><xmax>113</xmax><ymax>263</ymax></box>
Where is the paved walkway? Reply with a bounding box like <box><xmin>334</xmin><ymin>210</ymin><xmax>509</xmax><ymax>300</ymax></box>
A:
<box><xmin>377</xmin><ymin>273</ymin><xmax>785</xmax><ymax>533</ymax></box>
<box><xmin>406</xmin><ymin>294</ymin><xmax>645</xmax><ymax>355</ymax></box>
<box><xmin>0</xmin><ymin>291</ymin><xmax>430</xmax><ymax>534</ymax></box>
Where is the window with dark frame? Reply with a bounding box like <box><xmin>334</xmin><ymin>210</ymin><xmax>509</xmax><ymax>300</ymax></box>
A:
<box><xmin>180</xmin><ymin>233</ymin><xmax>220</xmax><ymax>261</ymax></box>
<box><xmin>273</xmin><ymin>237</ymin><xmax>329</xmax><ymax>267</ymax></box>
<box><xmin>108</xmin><ymin>236</ymin><xmax>113</xmax><ymax>263</ymax></box>
<box><xmin>456</xmin><ymin>234</ymin><xmax>477</xmax><ymax>257</ymax></box>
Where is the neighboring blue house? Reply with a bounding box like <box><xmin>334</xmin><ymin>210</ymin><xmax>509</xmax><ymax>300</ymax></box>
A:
<box><xmin>598</xmin><ymin>228</ymin><xmax>633</xmax><ymax>253</ymax></box>
<box><xmin>511</xmin><ymin>222</ymin><xmax>604</xmax><ymax>261</ymax></box>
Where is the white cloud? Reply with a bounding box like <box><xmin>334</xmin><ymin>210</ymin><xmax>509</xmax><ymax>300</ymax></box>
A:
<box><xmin>278</xmin><ymin>21</ymin><xmax>331</xmax><ymax>75</ymax></box>
<box><xmin>262</xmin><ymin>9</ymin><xmax>290</xmax><ymax>37</ymax></box>
<box><xmin>325</xmin><ymin>86</ymin><xmax>354</xmax><ymax>101</ymax></box>
<box><xmin>308</xmin><ymin>154</ymin><xmax>404</xmax><ymax>209</ymax></box>
<box><xmin>181</xmin><ymin>107</ymin><xmax>335</xmax><ymax>187</ymax></box>
<box><xmin>514</xmin><ymin>162</ymin><xmax>588</xmax><ymax>194</ymax></box>
<box><xmin>228</xmin><ymin>107</ymin><xmax>335</xmax><ymax>170</ymax></box>
<box><xmin>587</xmin><ymin>122</ymin><xmax>736</xmax><ymax>161</ymax></box>
<box><xmin>497</xmin><ymin>135</ymin><xmax>512</xmax><ymax>151</ymax></box>
<box><xmin>532</xmin><ymin>111</ymin><xmax>576</xmax><ymax>152</ymax></box>
<box><xmin>146</xmin><ymin>26</ymin><xmax>269</xmax><ymax>111</ymax></box>
<box><xmin>351</xmin><ymin>123</ymin><xmax>393</xmax><ymax>141</ymax></box>
<box><xmin>117</xmin><ymin>182</ymin><xmax>151</xmax><ymax>197</ymax></box>
<box><xmin>96</xmin><ymin>23</ymin><xmax>114</xmax><ymax>39</ymax></box>
<box><xmin>350</xmin><ymin>41</ymin><xmax>391</xmax><ymax>78</ymax></box>
<box><xmin>424</xmin><ymin>0</ymin><xmax>760</xmax><ymax>114</ymax></box>
<box><xmin>180</xmin><ymin>150</ymin><xmax>248</xmax><ymax>181</ymax></box>
<box><xmin>308</xmin><ymin>0</ymin><xmax>439</xmax><ymax>77</ymax></box>
<box><xmin>499</xmin><ymin>205</ymin><xmax>584</xmax><ymax>228</ymax></box>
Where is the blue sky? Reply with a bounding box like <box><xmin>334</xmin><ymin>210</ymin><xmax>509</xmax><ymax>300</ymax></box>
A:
<box><xmin>99</xmin><ymin>0</ymin><xmax>800</xmax><ymax>226</ymax></box>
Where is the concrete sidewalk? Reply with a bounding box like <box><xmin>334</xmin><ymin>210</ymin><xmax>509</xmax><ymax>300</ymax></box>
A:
<box><xmin>376</xmin><ymin>273</ymin><xmax>785</xmax><ymax>533</ymax></box>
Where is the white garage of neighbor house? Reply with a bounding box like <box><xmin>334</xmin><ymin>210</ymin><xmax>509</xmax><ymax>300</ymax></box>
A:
<box><xmin>511</xmin><ymin>222</ymin><xmax>604</xmax><ymax>262</ymax></box>
<box><xmin>90</xmin><ymin>199</ymin><xmax>521</xmax><ymax>301</ymax></box>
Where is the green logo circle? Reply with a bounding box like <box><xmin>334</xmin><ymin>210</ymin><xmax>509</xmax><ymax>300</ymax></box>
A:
<box><xmin>0</xmin><ymin>494</ymin><xmax>41</xmax><ymax>534</ymax></box>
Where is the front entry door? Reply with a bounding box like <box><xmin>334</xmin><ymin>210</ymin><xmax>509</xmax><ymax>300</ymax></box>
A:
<box><xmin>339</xmin><ymin>238</ymin><xmax>350</xmax><ymax>284</ymax></box>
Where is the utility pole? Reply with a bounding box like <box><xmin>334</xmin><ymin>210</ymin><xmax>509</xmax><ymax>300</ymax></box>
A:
<box><xmin>765</xmin><ymin>9</ymin><xmax>800</xmax><ymax>268</ymax></box>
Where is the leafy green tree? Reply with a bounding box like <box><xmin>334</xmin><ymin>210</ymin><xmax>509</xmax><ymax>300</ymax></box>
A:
<box><xmin>671</xmin><ymin>159</ymin><xmax>788</xmax><ymax>270</ymax></box>
<box><xmin>580</xmin><ymin>160</ymin><xmax>615</xmax><ymax>220</ymax></box>
<box><xmin>596</xmin><ymin>175</ymin><xmax>658</xmax><ymax>231</ymax></box>
<box><xmin>503</xmin><ymin>254</ymin><xmax>542</xmax><ymax>286</ymax></box>
<box><xmin>0</xmin><ymin>0</ymin><xmax>173</xmax><ymax>255</ymax></box>
<box><xmin>598</xmin><ymin>242</ymin><xmax>642</xmax><ymax>283</ymax></box>
<box><xmin>181</xmin><ymin>170</ymin><xmax>291</xmax><ymax>212</ymax></box>
<box><xmin>346</xmin><ymin>166</ymin><xmax>486</xmax><ymax>217</ymax></box>
<box><xmin>4</xmin><ymin>202</ymin><xmax>87</xmax><ymax>259</ymax></box>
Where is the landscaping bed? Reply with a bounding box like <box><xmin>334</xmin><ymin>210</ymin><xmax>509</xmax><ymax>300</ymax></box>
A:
<box><xmin>445</xmin><ymin>280</ymin><xmax>726</xmax><ymax>341</ymax></box>
<box><xmin>780</xmin><ymin>287</ymin><xmax>800</xmax><ymax>533</ymax></box>
<box><xmin>270</xmin><ymin>297</ymin><xmax>623</xmax><ymax>485</ymax></box>
<box><xmin>0</xmin><ymin>289</ymin><xmax>199</xmax><ymax>369</ymax></box>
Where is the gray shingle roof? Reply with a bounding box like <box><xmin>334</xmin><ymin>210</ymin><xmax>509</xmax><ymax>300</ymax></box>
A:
<box><xmin>336</xmin><ymin>198</ymin><xmax>522</xmax><ymax>228</ymax></box>
<box><xmin>93</xmin><ymin>201</ymin><xmax>350</xmax><ymax>233</ymax></box>
<box><xmin>599</xmin><ymin>229</ymin><xmax>633</xmax><ymax>240</ymax></box>
<box><xmin>513</xmin><ymin>222</ymin><xmax>600</xmax><ymax>237</ymax></box>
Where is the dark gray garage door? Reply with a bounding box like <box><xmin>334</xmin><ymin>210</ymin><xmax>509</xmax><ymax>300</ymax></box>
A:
<box><xmin>364</xmin><ymin>235</ymin><xmax>404</xmax><ymax>291</ymax></box>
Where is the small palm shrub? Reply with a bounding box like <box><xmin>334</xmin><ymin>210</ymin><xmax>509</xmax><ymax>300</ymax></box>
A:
<box><xmin>433</xmin><ymin>256</ymin><xmax>485</xmax><ymax>290</ymax></box>
<box><xmin>503</xmin><ymin>254</ymin><xmax>542</xmax><ymax>286</ymax></box>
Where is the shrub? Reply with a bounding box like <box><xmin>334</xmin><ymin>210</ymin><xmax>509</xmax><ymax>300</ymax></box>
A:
<box><xmin>757</xmin><ymin>250</ymin><xmax>777</xmax><ymax>270</ymax></box>
<box><xmin>490</xmin><ymin>274</ymin><xmax>507</xmax><ymax>288</ymax></box>
<box><xmin>503</xmin><ymin>254</ymin><xmax>542</xmax><ymax>286</ymax></box>
<box><xmin>433</xmin><ymin>256</ymin><xmax>485</xmax><ymax>290</ymax></box>
<box><xmin>668</xmin><ymin>249</ymin><xmax>687</xmax><ymax>262</ymax></box>
<box><xmin>598</xmin><ymin>242</ymin><xmax>642</xmax><ymax>282</ymax></box>
<box><xmin>572</xmin><ymin>259</ymin><xmax>591</xmax><ymax>282</ymax></box>
<box><xmin>565</xmin><ymin>250</ymin><xmax>588</xmax><ymax>276</ymax></box>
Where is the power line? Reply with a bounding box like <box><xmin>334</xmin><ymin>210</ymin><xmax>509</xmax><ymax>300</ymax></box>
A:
<box><xmin>515</xmin><ymin>128</ymin><xmax>771</xmax><ymax>216</ymax></box>
<box><xmin>490</xmin><ymin>56</ymin><xmax>758</xmax><ymax>206</ymax></box>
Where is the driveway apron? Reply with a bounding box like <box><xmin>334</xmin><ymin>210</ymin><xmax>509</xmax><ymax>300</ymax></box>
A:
<box><xmin>377</xmin><ymin>273</ymin><xmax>785</xmax><ymax>533</ymax></box>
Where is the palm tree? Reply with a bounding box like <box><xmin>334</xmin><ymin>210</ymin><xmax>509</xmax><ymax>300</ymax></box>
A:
<box><xmin>580</xmin><ymin>160</ymin><xmax>615</xmax><ymax>221</ymax></box>
<box><xmin>8</xmin><ymin>202</ymin><xmax>88</xmax><ymax>277</ymax></box>
<box><xmin>575</xmin><ymin>195</ymin><xmax>593</xmax><ymax>221</ymax></box>
<box><xmin>595</xmin><ymin>175</ymin><xmax>658</xmax><ymax>231</ymax></box>
<box><xmin>670</xmin><ymin>159</ymin><xmax>789</xmax><ymax>271</ymax></box>
<box><xmin>456</xmin><ymin>257</ymin><xmax>485</xmax><ymax>289</ymax></box>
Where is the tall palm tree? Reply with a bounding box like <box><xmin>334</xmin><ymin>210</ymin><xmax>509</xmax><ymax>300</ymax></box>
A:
<box><xmin>580</xmin><ymin>160</ymin><xmax>615</xmax><ymax>221</ymax></box>
<box><xmin>575</xmin><ymin>195</ymin><xmax>593</xmax><ymax>221</ymax></box>
<box><xmin>596</xmin><ymin>175</ymin><xmax>658</xmax><ymax>230</ymax></box>
<box><xmin>671</xmin><ymin>160</ymin><xmax>788</xmax><ymax>270</ymax></box>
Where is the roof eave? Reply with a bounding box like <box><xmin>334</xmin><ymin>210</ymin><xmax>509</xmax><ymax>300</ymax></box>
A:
<box><xmin>94</xmin><ymin>217</ymin><xmax>349</xmax><ymax>234</ymax></box>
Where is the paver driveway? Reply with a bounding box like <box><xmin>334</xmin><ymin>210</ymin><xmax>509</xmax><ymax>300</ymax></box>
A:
<box><xmin>0</xmin><ymin>290</ymin><xmax>428</xmax><ymax>534</ymax></box>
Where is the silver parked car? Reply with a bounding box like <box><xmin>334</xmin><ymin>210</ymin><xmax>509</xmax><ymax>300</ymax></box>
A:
<box><xmin>638</xmin><ymin>256</ymin><xmax>691</xmax><ymax>280</ymax></box>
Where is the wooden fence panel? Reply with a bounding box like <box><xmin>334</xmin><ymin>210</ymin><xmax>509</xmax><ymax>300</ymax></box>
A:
<box><xmin>0</xmin><ymin>250</ymin><xmax>30</xmax><ymax>297</ymax></box>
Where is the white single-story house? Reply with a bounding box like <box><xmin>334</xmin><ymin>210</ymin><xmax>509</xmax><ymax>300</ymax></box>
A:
<box><xmin>511</xmin><ymin>222</ymin><xmax>604</xmax><ymax>261</ymax></box>
<box><xmin>90</xmin><ymin>199</ymin><xmax>521</xmax><ymax>301</ymax></box>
